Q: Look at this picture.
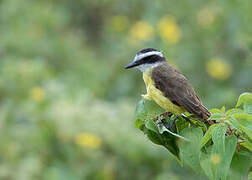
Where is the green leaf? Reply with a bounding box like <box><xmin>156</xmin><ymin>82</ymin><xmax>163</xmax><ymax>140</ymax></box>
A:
<box><xmin>144</xmin><ymin>125</ymin><xmax>181</xmax><ymax>162</ymax></box>
<box><xmin>178</xmin><ymin>127</ymin><xmax>203</xmax><ymax>173</ymax></box>
<box><xmin>225</xmin><ymin>108</ymin><xmax>244</xmax><ymax>117</ymax></box>
<box><xmin>221</xmin><ymin>106</ymin><xmax>226</xmax><ymax>112</ymax></box>
<box><xmin>239</xmin><ymin>123</ymin><xmax>252</xmax><ymax>141</ymax></box>
<box><xmin>209</xmin><ymin>113</ymin><xmax>223</xmax><ymax>121</ymax></box>
<box><xmin>135</xmin><ymin>119</ymin><xmax>144</xmax><ymax>131</ymax></box>
<box><xmin>135</xmin><ymin>99</ymin><xmax>165</xmax><ymax>120</ymax></box>
<box><xmin>235</xmin><ymin>92</ymin><xmax>252</xmax><ymax>115</ymax></box>
<box><xmin>211</xmin><ymin>123</ymin><xmax>227</xmax><ymax>180</ymax></box>
<box><xmin>136</xmin><ymin>100</ymin><xmax>181</xmax><ymax>163</ymax></box>
<box><xmin>226</xmin><ymin>117</ymin><xmax>242</xmax><ymax>132</ymax></box>
<box><xmin>228</xmin><ymin>151</ymin><xmax>252</xmax><ymax>180</ymax></box>
<box><xmin>200</xmin><ymin>135</ymin><xmax>237</xmax><ymax>180</ymax></box>
<box><xmin>157</xmin><ymin>123</ymin><xmax>189</xmax><ymax>141</ymax></box>
<box><xmin>233</xmin><ymin>113</ymin><xmax>252</xmax><ymax>140</ymax></box>
<box><xmin>220</xmin><ymin>135</ymin><xmax>238</xmax><ymax>180</ymax></box>
<box><xmin>212</xmin><ymin>123</ymin><xmax>227</xmax><ymax>155</ymax></box>
<box><xmin>244</xmin><ymin>102</ymin><xmax>252</xmax><ymax>116</ymax></box>
<box><xmin>175</xmin><ymin>116</ymin><xmax>190</xmax><ymax>134</ymax></box>
<box><xmin>236</xmin><ymin>92</ymin><xmax>252</xmax><ymax>107</ymax></box>
<box><xmin>200</xmin><ymin>147</ymin><xmax>213</xmax><ymax>180</ymax></box>
<box><xmin>145</xmin><ymin>119</ymin><xmax>159</xmax><ymax>133</ymax></box>
<box><xmin>211</xmin><ymin>123</ymin><xmax>237</xmax><ymax>180</ymax></box>
<box><xmin>210</xmin><ymin>108</ymin><xmax>222</xmax><ymax>114</ymax></box>
<box><xmin>233</xmin><ymin>113</ymin><xmax>252</xmax><ymax>120</ymax></box>
<box><xmin>240</xmin><ymin>140</ymin><xmax>252</xmax><ymax>152</ymax></box>
<box><xmin>162</xmin><ymin>135</ymin><xmax>181</xmax><ymax>162</ymax></box>
<box><xmin>200</xmin><ymin>123</ymin><xmax>219</xmax><ymax>149</ymax></box>
<box><xmin>145</xmin><ymin>129</ymin><xmax>163</xmax><ymax>145</ymax></box>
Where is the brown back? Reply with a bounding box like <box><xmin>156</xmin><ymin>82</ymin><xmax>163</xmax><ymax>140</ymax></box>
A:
<box><xmin>152</xmin><ymin>62</ymin><xmax>211</xmax><ymax>120</ymax></box>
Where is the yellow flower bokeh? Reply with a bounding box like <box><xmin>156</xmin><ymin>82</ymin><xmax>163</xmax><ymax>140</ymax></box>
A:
<box><xmin>197</xmin><ymin>8</ymin><xmax>217</xmax><ymax>27</ymax></box>
<box><xmin>111</xmin><ymin>15</ymin><xmax>129</xmax><ymax>32</ymax></box>
<box><xmin>75</xmin><ymin>133</ymin><xmax>102</xmax><ymax>149</ymax></box>
<box><xmin>30</xmin><ymin>87</ymin><xmax>45</xmax><ymax>102</ymax></box>
<box><xmin>210</xmin><ymin>154</ymin><xmax>221</xmax><ymax>165</ymax></box>
<box><xmin>158</xmin><ymin>16</ymin><xmax>181</xmax><ymax>44</ymax></box>
<box><xmin>128</xmin><ymin>21</ymin><xmax>154</xmax><ymax>45</ymax></box>
<box><xmin>206</xmin><ymin>58</ymin><xmax>232</xmax><ymax>80</ymax></box>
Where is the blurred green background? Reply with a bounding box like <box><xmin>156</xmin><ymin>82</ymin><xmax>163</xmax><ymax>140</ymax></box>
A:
<box><xmin>0</xmin><ymin>0</ymin><xmax>251</xmax><ymax>179</ymax></box>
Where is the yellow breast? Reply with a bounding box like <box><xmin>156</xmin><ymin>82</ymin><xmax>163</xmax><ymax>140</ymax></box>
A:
<box><xmin>142</xmin><ymin>71</ymin><xmax>185</xmax><ymax>115</ymax></box>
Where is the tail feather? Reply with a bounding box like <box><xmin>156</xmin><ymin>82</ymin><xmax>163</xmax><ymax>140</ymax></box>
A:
<box><xmin>200</xmin><ymin>105</ymin><xmax>211</xmax><ymax>120</ymax></box>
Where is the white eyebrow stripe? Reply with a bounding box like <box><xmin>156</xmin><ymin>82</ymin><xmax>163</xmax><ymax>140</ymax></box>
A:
<box><xmin>134</xmin><ymin>51</ymin><xmax>163</xmax><ymax>62</ymax></box>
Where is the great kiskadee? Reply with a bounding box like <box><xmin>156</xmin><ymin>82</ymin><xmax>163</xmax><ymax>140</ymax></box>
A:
<box><xmin>125</xmin><ymin>48</ymin><xmax>211</xmax><ymax>121</ymax></box>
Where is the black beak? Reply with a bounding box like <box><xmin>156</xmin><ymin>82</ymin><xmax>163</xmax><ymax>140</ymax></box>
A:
<box><xmin>125</xmin><ymin>61</ymin><xmax>139</xmax><ymax>69</ymax></box>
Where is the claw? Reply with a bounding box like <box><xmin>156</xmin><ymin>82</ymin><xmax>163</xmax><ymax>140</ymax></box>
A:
<box><xmin>161</xmin><ymin>115</ymin><xmax>179</xmax><ymax>132</ymax></box>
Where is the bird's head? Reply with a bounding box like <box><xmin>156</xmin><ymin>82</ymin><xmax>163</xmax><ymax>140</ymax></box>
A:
<box><xmin>125</xmin><ymin>48</ymin><xmax>166</xmax><ymax>72</ymax></box>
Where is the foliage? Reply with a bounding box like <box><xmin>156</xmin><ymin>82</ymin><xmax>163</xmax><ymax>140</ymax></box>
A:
<box><xmin>135</xmin><ymin>93</ymin><xmax>252</xmax><ymax>180</ymax></box>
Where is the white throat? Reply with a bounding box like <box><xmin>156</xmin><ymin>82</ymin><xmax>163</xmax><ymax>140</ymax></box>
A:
<box><xmin>137</xmin><ymin>62</ymin><xmax>162</xmax><ymax>72</ymax></box>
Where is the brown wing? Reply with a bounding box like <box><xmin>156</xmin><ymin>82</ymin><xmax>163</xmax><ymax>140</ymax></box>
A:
<box><xmin>152</xmin><ymin>63</ymin><xmax>210</xmax><ymax>120</ymax></box>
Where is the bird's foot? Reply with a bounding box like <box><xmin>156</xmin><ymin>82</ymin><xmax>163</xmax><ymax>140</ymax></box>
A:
<box><xmin>157</xmin><ymin>115</ymin><xmax>178</xmax><ymax>132</ymax></box>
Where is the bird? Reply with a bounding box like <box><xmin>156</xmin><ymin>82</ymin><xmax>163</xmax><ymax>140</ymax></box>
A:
<box><xmin>125</xmin><ymin>48</ymin><xmax>211</xmax><ymax>127</ymax></box>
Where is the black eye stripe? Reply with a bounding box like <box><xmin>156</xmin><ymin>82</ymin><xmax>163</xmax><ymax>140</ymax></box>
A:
<box><xmin>137</xmin><ymin>55</ymin><xmax>164</xmax><ymax>65</ymax></box>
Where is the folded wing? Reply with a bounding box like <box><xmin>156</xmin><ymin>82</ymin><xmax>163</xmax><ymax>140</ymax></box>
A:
<box><xmin>152</xmin><ymin>63</ymin><xmax>211</xmax><ymax>120</ymax></box>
